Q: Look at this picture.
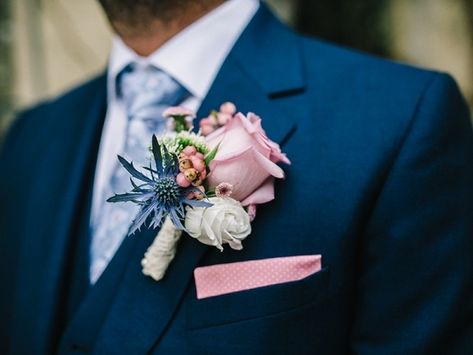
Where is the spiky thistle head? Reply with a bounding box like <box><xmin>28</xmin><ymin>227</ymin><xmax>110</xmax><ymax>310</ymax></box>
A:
<box><xmin>107</xmin><ymin>135</ymin><xmax>212</xmax><ymax>235</ymax></box>
<box><xmin>154</xmin><ymin>177</ymin><xmax>181</xmax><ymax>206</ymax></box>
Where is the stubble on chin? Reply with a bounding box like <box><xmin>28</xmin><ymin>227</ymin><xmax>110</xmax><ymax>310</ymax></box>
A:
<box><xmin>98</xmin><ymin>0</ymin><xmax>224</xmax><ymax>36</ymax></box>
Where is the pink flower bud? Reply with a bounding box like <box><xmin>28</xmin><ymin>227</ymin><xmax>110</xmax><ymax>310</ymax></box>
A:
<box><xmin>209</xmin><ymin>114</ymin><xmax>218</xmax><ymax>125</ymax></box>
<box><xmin>176</xmin><ymin>173</ymin><xmax>191</xmax><ymax>187</ymax></box>
<box><xmin>192</xmin><ymin>178</ymin><xmax>203</xmax><ymax>187</ymax></box>
<box><xmin>217</xmin><ymin>112</ymin><xmax>232</xmax><ymax>126</ymax></box>
<box><xmin>220</xmin><ymin>102</ymin><xmax>236</xmax><ymax>115</ymax></box>
<box><xmin>199</xmin><ymin>118</ymin><xmax>213</xmax><ymax>126</ymax></box>
<box><xmin>179</xmin><ymin>158</ymin><xmax>193</xmax><ymax>172</ymax></box>
<box><xmin>190</xmin><ymin>156</ymin><xmax>205</xmax><ymax>172</ymax></box>
<box><xmin>184</xmin><ymin>168</ymin><xmax>199</xmax><ymax>182</ymax></box>
<box><xmin>200</xmin><ymin>123</ymin><xmax>215</xmax><ymax>136</ymax></box>
<box><xmin>183</xmin><ymin>146</ymin><xmax>197</xmax><ymax>156</ymax></box>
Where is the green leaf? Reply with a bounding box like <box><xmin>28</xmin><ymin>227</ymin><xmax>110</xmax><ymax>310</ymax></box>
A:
<box><xmin>174</xmin><ymin>117</ymin><xmax>187</xmax><ymax>133</ymax></box>
<box><xmin>204</xmin><ymin>142</ymin><xmax>220</xmax><ymax>166</ymax></box>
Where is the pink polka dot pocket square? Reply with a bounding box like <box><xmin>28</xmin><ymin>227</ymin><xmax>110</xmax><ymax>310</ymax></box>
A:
<box><xmin>194</xmin><ymin>255</ymin><xmax>322</xmax><ymax>299</ymax></box>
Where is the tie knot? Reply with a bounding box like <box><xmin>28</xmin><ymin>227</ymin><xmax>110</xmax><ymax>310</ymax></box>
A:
<box><xmin>117</xmin><ymin>63</ymin><xmax>189</xmax><ymax>121</ymax></box>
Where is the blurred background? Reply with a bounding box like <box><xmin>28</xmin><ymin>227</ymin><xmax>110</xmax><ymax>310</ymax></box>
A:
<box><xmin>0</xmin><ymin>0</ymin><xmax>472</xmax><ymax>134</ymax></box>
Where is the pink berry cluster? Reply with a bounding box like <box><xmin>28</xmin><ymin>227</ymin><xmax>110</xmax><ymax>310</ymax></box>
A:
<box><xmin>176</xmin><ymin>146</ymin><xmax>207</xmax><ymax>189</ymax></box>
<box><xmin>199</xmin><ymin>102</ymin><xmax>237</xmax><ymax>136</ymax></box>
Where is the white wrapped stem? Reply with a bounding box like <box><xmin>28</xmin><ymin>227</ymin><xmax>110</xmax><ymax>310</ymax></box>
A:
<box><xmin>141</xmin><ymin>216</ymin><xmax>182</xmax><ymax>281</ymax></box>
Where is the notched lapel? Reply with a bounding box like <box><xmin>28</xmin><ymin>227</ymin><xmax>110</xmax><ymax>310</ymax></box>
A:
<box><xmin>197</xmin><ymin>4</ymin><xmax>305</xmax><ymax>146</ymax></box>
<box><xmin>197</xmin><ymin>55</ymin><xmax>298</xmax><ymax>146</ymax></box>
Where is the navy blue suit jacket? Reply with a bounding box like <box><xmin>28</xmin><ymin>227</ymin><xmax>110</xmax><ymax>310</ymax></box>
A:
<box><xmin>1</xmin><ymin>4</ymin><xmax>473</xmax><ymax>354</ymax></box>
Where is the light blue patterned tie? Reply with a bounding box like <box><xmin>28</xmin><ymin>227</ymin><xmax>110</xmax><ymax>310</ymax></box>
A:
<box><xmin>90</xmin><ymin>63</ymin><xmax>189</xmax><ymax>284</ymax></box>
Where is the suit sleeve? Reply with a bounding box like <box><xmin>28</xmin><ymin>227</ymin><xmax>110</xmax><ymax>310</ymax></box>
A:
<box><xmin>350</xmin><ymin>73</ymin><xmax>473</xmax><ymax>354</ymax></box>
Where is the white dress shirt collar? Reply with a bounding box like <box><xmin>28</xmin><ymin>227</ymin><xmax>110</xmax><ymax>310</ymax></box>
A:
<box><xmin>107</xmin><ymin>0</ymin><xmax>259</xmax><ymax>102</ymax></box>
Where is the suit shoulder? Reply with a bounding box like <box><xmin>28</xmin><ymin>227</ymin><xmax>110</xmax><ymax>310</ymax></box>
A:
<box><xmin>17</xmin><ymin>73</ymin><xmax>107</xmax><ymax>121</ymax></box>
<box><xmin>298</xmin><ymin>34</ymin><xmax>439</xmax><ymax>93</ymax></box>
<box><xmin>287</xmin><ymin>33</ymin><xmax>467</xmax><ymax>159</ymax></box>
<box><xmin>1</xmin><ymin>73</ymin><xmax>106</xmax><ymax>156</ymax></box>
<box><xmin>4</xmin><ymin>73</ymin><xmax>106</xmax><ymax>139</ymax></box>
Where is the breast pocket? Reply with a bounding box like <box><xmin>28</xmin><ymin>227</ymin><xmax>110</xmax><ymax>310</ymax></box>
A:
<box><xmin>186</xmin><ymin>267</ymin><xmax>330</xmax><ymax>330</ymax></box>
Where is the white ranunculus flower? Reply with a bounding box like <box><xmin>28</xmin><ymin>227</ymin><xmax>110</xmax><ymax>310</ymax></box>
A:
<box><xmin>185</xmin><ymin>197</ymin><xmax>251</xmax><ymax>251</ymax></box>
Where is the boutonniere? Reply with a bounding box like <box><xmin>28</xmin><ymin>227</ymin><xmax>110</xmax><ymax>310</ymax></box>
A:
<box><xmin>108</xmin><ymin>102</ymin><xmax>290</xmax><ymax>281</ymax></box>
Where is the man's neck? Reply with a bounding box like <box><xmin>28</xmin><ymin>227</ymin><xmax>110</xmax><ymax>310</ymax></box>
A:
<box><xmin>112</xmin><ymin>1</ymin><xmax>225</xmax><ymax>57</ymax></box>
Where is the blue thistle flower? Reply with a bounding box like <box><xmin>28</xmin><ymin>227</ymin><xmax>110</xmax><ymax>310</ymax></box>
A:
<box><xmin>107</xmin><ymin>135</ymin><xmax>212</xmax><ymax>235</ymax></box>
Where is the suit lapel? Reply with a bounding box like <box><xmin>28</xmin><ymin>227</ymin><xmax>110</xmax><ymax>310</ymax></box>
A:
<box><xmin>197</xmin><ymin>3</ymin><xmax>305</xmax><ymax>145</ymax></box>
<box><xmin>76</xmin><ymin>4</ymin><xmax>306</xmax><ymax>354</ymax></box>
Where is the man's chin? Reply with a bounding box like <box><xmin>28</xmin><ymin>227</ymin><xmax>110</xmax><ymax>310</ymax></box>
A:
<box><xmin>97</xmin><ymin>0</ymin><xmax>224</xmax><ymax>30</ymax></box>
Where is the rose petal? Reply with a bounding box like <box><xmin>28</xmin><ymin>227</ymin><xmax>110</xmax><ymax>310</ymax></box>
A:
<box><xmin>185</xmin><ymin>207</ymin><xmax>204</xmax><ymax>237</ymax></box>
<box><xmin>205</xmin><ymin>126</ymin><xmax>226</xmax><ymax>146</ymax></box>
<box><xmin>208</xmin><ymin>148</ymin><xmax>264</xmax><ymax>201</ymax></box>
<box><xmin>252</xmin><ymin>149</ymin><xmax>285</xmax><ymax>179</ymax></box>
<box><xmin>240</xmin><ymin>177</ymin><xmax>275</xmax><ymax>206</ymax></box>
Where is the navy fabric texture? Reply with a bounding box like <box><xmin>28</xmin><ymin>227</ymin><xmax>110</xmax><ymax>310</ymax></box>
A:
<box><xmin>1</xmin><ymin>4</ymin><xmax>473</xmax><ymax>355</ymax></box>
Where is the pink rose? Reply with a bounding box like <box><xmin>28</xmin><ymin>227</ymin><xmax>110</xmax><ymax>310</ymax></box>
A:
<box><xmin>206</xmin><ymin>113</ymin><xmax>290</xmax><ymax>206</ymax></box>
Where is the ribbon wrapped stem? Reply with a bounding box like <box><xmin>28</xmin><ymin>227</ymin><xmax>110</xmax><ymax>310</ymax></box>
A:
<box><xmin>141</xmin><ymin>216</ymin><xmax>182</xmax><ymax>281</ymax></box>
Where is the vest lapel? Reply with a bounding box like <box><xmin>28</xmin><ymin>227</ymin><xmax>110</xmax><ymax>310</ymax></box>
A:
<box><xmin>63</xmin><ymin>4</ymin><xmax>306</xmax><ymax>354</ymax></box>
